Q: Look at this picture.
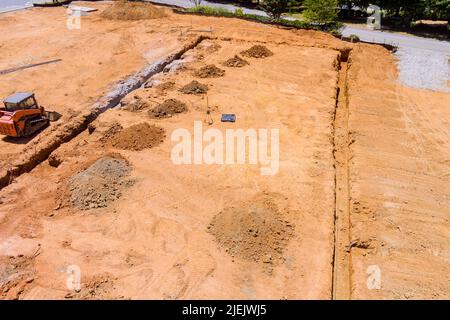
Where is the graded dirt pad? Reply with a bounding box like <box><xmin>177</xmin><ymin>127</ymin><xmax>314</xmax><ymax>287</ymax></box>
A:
<box><xmin>179</xmin><ymin>80</ymin><xmax>209</xmax><ymax>94</ymax></box>
<box><xmin>68</xmin><ymin>156</ymin><xmax>132</xmax><ymax>210</ymax></box>
<box><xmin>241</xmin><ymin>45</ymin><xmax>274</xmax><ymax>58</ymax></box>
<box><xmin>109</xmin><ymin>123</ymin><xmax>165</xmax><ymax>151</ymax></box>
<box><xmin>194</xmin><ymin>64</ymin><xmax>226</xmax><ymax>78</ymax></box>
<box><xmin>208</xmin><ymin>193</ymin><xmax>295</xmax><ymax>265</ymax></box>
<box><xmin>0</xmin><ymin>37</ymin><xmax>340</xmax><ymax>299</ymax></box>
<box><xmin>147</xmin><ymin>99</ymin><xmax>188</xmax><ymax>118</ymax></box>
<box><xmin>101</xmin><ymin>1</ymin><xmax>166</xmax><ymax>20</ymax></box>
<box><xmin>1</xmin><ymin>3</ymin><xmax>449</xmax><ymax>301</ymax></box>
<box><xmin>342</xmin><ymin>45</ymin><xmax>450</xmax><ymax>299</ymax></box>
<box><xmin>223</xmin><ymin>55</ymin><xmax>249</xmax><ymax>67</ymax></box>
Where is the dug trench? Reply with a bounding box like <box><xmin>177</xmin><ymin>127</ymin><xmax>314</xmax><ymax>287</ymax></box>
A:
<box><xmin>331</xmin><ymin>48</ymin><xmax>352</xmax><ymax>300</ymax></box>
<box><xmin>0</xmin><ymin>35</ymin><xmax>210</xmax><ymax>190</ymax></box>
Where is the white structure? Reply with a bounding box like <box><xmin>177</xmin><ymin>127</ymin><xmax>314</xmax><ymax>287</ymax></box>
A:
<box><xmin>367</xmin><ymin>5</ymin><xmax>381</xmax><ymax>30</ymax></box>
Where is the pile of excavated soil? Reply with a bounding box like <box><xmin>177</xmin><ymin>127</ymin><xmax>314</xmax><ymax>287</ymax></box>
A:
<box><xmin>121</xmin><ymin>97</ymin><xmax>148</xmax><ymax>112</ymax></box>
<box><xmin>194</xmin><ymin>64</ymin><xmax>225</xmax><ymax>78</ymax></box>
<box><xmin>110</xmin><ymin>123</ymin><xmax>165</xmax><ymax>151</ymax></box>
<box><xmin>241</xmin><ymin>45</ymin><xmax>273</xmax><ymax>58</ymax></box>
<box><xmin>68</xmin><ymin>156</ymin><xmax>132</xmax><ymax>210</ymax></box>
<box><xmin>148</xmin><ymin>99</ymin><xmax>188</xmax><ymax>118</ymax></box>
<box><xmin>156</xmin><ymin>81</ymin><xmax>175</xmax><ymax>91</ymax></box>
<box><xmin>223</xmin><ymin>55</ymin><xmax>249</xmax><ymax>67</ymax></box>
<box><xmin>179</xmin><ymin>80</ymin><xmax>208</xmax><ymax>94</ymax></box>
<box><xmin>101</xmin><ymin>1</ymin><xmax>166</xmax><ymax>21</ymax></box>
<box><xmin>208</xmin><ymin>195</ymin><xmax>295</xmax><ymax>265</ymax></box>
<box><xmin>100</xmin><ymin>122</ymin><xmax>123</xmax><ymax>143</ymax></box>
<box><xmin>200</xmin><ymin>42</ymin><xmax>222</xmax><ymax>54</ymax></box>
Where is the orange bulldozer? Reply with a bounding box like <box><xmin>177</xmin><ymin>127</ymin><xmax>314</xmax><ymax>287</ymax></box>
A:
<box><xmin>0</xmin><ymin>92</ymin><xmax>59</xmax><ymax>138</ymax></box>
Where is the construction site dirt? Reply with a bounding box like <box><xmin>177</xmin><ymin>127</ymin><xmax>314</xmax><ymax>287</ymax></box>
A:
<box><xmin>0</xmin><ymin>1</ymin><xmax>448</xmax><ymax>300</ymax></box>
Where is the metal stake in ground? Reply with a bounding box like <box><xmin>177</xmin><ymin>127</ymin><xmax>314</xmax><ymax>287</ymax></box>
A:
<box><xmin>205</xmin><ymin>94</ymin><xmax>213</xmax><ymax>126</ymax></box>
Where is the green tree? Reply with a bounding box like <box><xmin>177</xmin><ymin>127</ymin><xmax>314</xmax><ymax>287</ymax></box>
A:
<box><xmin>260</xmin><ymin>0</ymin><xmax>289</xmax><ymax>19</ymax></box>
<box><xmin>303</xmin><ymin>0</ymin><xmax>339</xmax><ymax>23</ymax></box>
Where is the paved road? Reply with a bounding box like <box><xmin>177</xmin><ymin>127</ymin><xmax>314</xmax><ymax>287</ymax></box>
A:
<box><xmin>149</xmin><ymin>0</ymin><xmax>270</xmax><ymax>17</ymax></box>
<box><xmin>342</xmin><ymin>26</ymin><xmax>450</xmax><ymax>53</ymax></box>
<box><xmin>0</xmin><ymin>0</ymin><xmax>33</xmax><ymax>13</ymax></box>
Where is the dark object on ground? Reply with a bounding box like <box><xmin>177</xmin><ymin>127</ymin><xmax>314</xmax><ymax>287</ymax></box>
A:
<box><xmin>221</xmin><ymin>114</ymin><xmax>236</xmax><ymax>123</ymax></box>
<box><xmin>0</xmin><ymin>59</ymin><xmax>62</xmax><ymax>76</ymax></box>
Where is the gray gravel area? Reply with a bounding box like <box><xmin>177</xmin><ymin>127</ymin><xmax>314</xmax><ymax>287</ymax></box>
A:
<box><xmin>395</xmin><ymin>47</ymin><xmax>449</xmax><ymax>92</ymax></box>
<box><xmin>342</xmin><ymin>26</ymin><xmax>449</xmax><ymax>91</ymax></box>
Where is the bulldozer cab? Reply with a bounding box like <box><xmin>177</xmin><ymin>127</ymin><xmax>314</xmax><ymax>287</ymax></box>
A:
<box><xmin>3</xmin><ymin>92</ymin><xmax>38</xmax><ymax>112</ymax></box>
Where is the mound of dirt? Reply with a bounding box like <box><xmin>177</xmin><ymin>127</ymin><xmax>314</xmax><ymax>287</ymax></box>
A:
<box><xmin>148</xmin><ymin>99</ymin><xmax>188</xmax><ymax>118</ymax></box>
<box><xmin>100</xmin><ymin>122</ymin><xmax>123</xmax><ymax>143</ymax></box>
<box><xmin>101</xmin><ymin>1</ymin><xmax>166</xmax><ymax>20</ymax></box>
<box><xmin>121</xmin><ymin>97</ymin><xmax>148</xmax><ymax>112</ymax></box>
<box><xmin>241</xmin><ymin>45</ymin><xmax>273</xmax><ymax>58</ymax></box>
<box><xmin>208</xmin><ymin>194</ymin><xmax>295</xmax><ymax>265</ymax></box>
<box><xmin>109</xmin><ymin>123</ymin><xmax>165</xmax><ymax>151</ymax></box>
<box><xmin>223</xmin><ymin>55</ymin><xmax>249</xmax><ymax>67</ymax></box>
<box><xmin>194</xmin><ymin>64</ymin><xmax>225</xmax><ymax>78</ymax></box>
<box><xmin>179</xmin><ymin>80</ymin><xmax>208</xmax><ymax>94</ymax></box>
<box><xmin>69</xmin><ymin>156</ymin><xmax>132</xmax><ymax>210</ymax></box>
<box><xmin>156</xmin><ymin>81</ymin><xmax>175</xmax><ymax>91</ymax></box>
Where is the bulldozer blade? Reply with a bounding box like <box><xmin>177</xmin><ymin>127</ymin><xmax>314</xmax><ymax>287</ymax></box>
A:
<box><xmin>45</xmin><ymin>111</ymin><xmax>62</xmax><ymax>122</ymax></box>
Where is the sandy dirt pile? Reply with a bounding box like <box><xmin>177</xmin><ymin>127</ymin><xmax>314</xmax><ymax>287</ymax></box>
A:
<box><xmin>179</xmin><ymin>80</ymin><xmax>209</xmax><ymax>94</ymax></box>
<box><xmin>109</xmin><ymin>123</ymin><xmax>165</xmax><ymax>151</ymax></box>
<box><xmin>69</xmin><ymin>156</ymin><xmax>132</xmax><ymax>210</ymax></box>
<box><xmin>101</xmin><ymin>0</ymin><xmax>166</xmax><ymax>20</ymax></box>
<box><xmin>147</xmin><ymin>99</ymin><xmax>188</xmax><ymax>118</ymax></box>
<box><xmin>208</xmin><ymin>194</ymin><xmax>295</xmax><ymax>265</ymax></box>
<box><xmin>241</xmin><ymin>45</ymin><xmax>274</xmax><ymax>58</ymax></box>
<box><xmin>121</xmin><ymin>97</ymin><xmax>149</xmax><ymax>112</ymax></box>
<box><xmin>100</xmin><ymin>122</ymin><xmax>123</xmax><ymax>143</ymax></box>
<box><xmin>156</xmin><ymin>81</ymin><xmax>176</xmax><ymax>92</ymax></box>
<box><xmin>223</xmin><ymin>55</ymin><xmax>249</xmax><ymax>67</ymax></box>
<box><xmin>194</xmin><ymin>64</ymin><xmax>226</xmax><ymax>78</ymax></box>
